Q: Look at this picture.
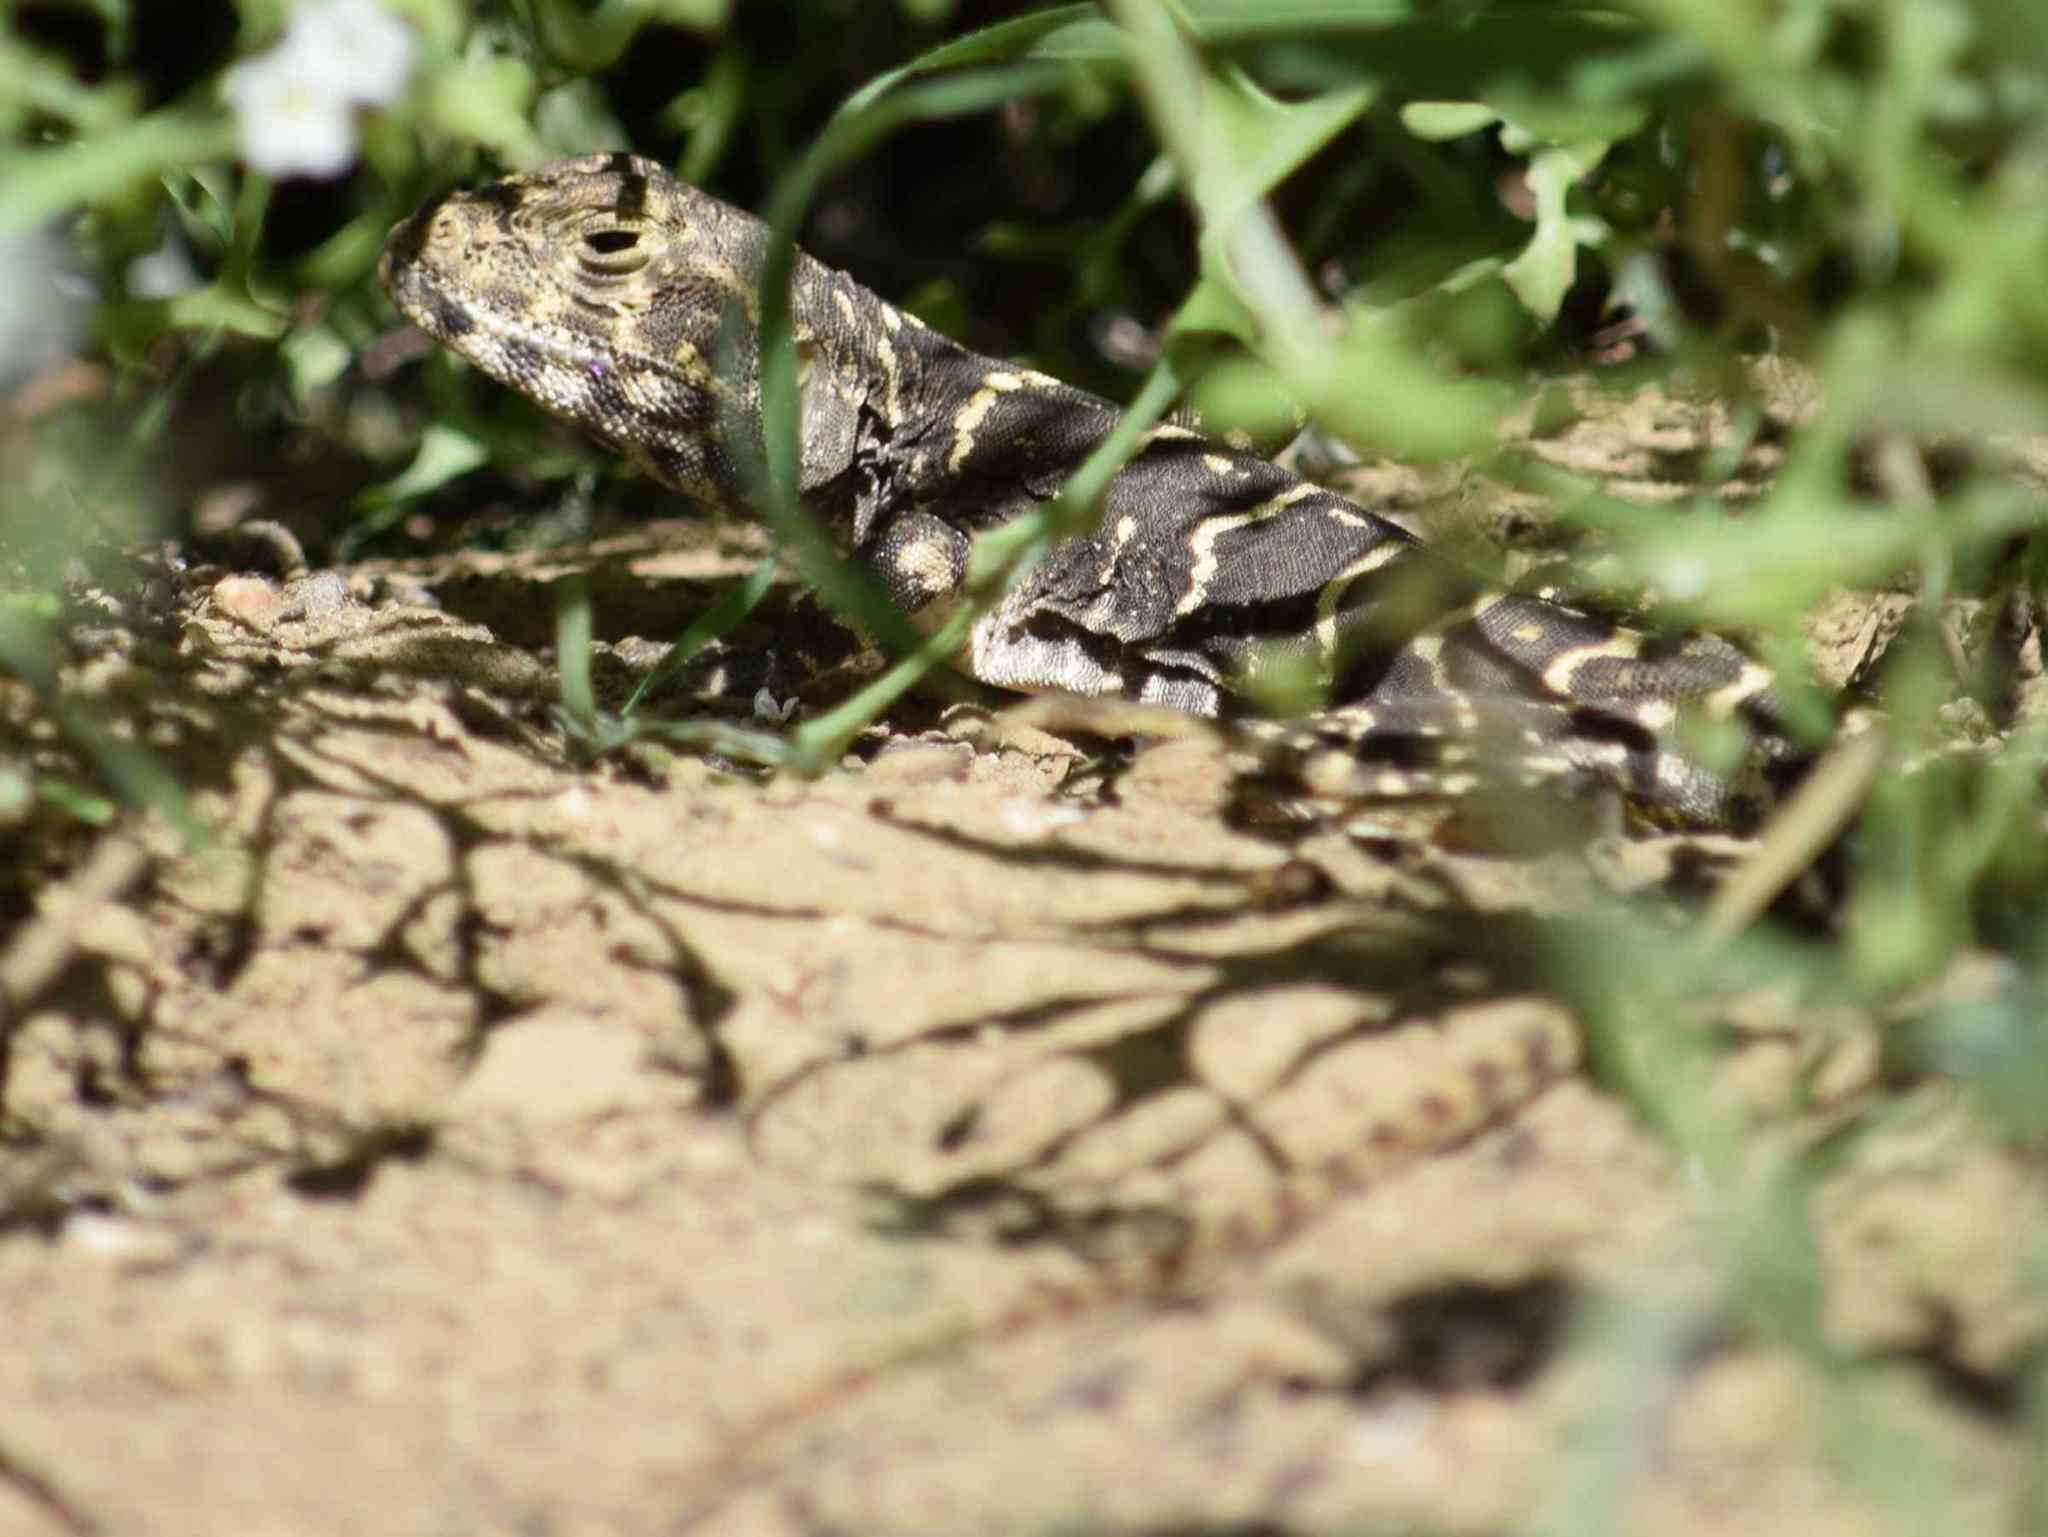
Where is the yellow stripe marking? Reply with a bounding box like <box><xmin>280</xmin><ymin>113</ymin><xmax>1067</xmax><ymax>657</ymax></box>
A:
<box><xmin>946</xmin><ymin>372</ymin><xmax>1028</xmax><ymax>473</ymax></box>
<box><xmin>1702</xmin><ymin>661</ymin><xmax>1774</xmax><ymax>717</ymax></box>
<box><xmin>1538</xmin><ymin>633</ymin><xmax>1642</xmax><ymax>696</ymax></box>
<box><xmin>1308</xmin><ymin>540</ymin><xmax>1410</xmax><ymax>653</ymax></box>
<box><xmin>1173</xmin><ymin>482</ymin><xmax>1321</xmax><ymax>616</ymax></box>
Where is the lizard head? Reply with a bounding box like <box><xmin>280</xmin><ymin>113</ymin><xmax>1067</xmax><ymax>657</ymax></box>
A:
<box><xmin>379</xmin><ymin>152</ymin><xmax>768</xmax><ymax>507</ymax></box>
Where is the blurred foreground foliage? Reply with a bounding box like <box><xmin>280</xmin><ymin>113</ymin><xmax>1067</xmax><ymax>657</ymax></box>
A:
<box><xmin>4</xmin><ymin>4</ymin><xmax>2048</xmax><ymax>1525</ymax></box>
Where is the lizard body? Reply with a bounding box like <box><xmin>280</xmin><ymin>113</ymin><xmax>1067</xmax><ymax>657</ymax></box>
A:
<box><xmin>377</xmin><ymin>153</ymin><xmax>1795</xmax><ymax>1487</ymax></box>
<box><xmin>380</xmin><ymin>151</ymin><xmax>1792</xmax><ymax>823</ymax></box>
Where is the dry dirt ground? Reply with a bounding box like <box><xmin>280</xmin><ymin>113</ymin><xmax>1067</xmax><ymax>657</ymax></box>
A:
<box><xmin>0</xmin><ymin>378</ymin><xmax>2042</xmax><ymax>1536</ymax></box>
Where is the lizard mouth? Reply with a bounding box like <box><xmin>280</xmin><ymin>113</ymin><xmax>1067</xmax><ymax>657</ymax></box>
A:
<box><xmin>379</xmin><ymin>238</ymin><xmax>479</xmax><ymax>348</ymax></box>
<box><xmin>376</xmin><ymin>196</ymin><xmax>602</xmax><ymax>365</ymax></box>
<box><xmin>382</xmin><ymin>248</ymin><xmax>612</xmax><ymax>375</ymax></box>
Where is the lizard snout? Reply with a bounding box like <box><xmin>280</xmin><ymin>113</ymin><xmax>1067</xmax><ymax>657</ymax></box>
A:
<box><xmin>380</xmin><ymin>195</ymin><xmax>469</xmax><ymax>293</ymax></box>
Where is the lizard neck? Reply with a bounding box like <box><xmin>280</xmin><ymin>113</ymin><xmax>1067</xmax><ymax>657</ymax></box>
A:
<box><xmin>790</xmin><ymin>265</ymin><xmax>1126</xmax><ymax>544</ymax></box>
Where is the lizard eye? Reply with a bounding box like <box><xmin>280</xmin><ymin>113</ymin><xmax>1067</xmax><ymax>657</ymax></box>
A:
<box><xmin>577</xmin><ymin>226</ymin><xmax>650</xmax><ymax>277</ymax></box>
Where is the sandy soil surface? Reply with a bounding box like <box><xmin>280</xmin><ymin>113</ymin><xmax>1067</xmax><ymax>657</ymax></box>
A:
<box><xmin>0</xmin><ymin>376</ymin><xmax>2039</xmax><ymax>1536</ymax></box>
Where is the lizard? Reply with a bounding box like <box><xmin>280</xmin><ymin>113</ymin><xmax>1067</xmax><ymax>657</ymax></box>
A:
<box><xmin>376</xmin><ymin>153</ymin><xmax>1815</xmax><ymax>1494</ymax></box>
<box><xmin>379</xmin><ymin>151</ymin><xmax>1804</xmax><ymax>829</ymax></box>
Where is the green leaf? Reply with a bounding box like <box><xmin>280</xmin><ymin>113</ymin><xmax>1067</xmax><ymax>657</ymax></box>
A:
<box><xmin>0</xmin><ymin>110</ymin><xmax>234</xmax><ymax>234</ymax></box>
<box><xmin>555</xmin><ymin>570</ymin><xmax>596</xmax><ymax>733</ymax></box>
<box><xmin>623</xmin><ymin>557</ymin><xmax>779</xmax><ymax>718</ymax></box>
<box><xmin>648</xmin><ymin>0</ymin><xmax>729</xmax><ymax>26</ymax></box>
<box><xmin>1181</xmin><ymin>0</ymin><xmax>1417</xmax><ymax>38</ymax></box>
<box><xmin>1399</xmin><ymin>100</ymin><xmax>1500</xmax><ymax>140</ymax></box>
<box><xmin>424</xmin><ymin>56</ymin><xmax>542</xmax><ymax>166</ymax></box>
<box><xmin>35</xmin><ymin>776</ymin><xmax>117</xmax><ymax>826</ymax></box>
<box><xmin>839</xmin><ymin>6</ymin><xmax>1111</xmax><ymax>118</ymax></box>
<box><xmin>281</xmin><ymin>323</ymin><xmax>353</xmax><ymax>403</ymax></box>
<box><xmin>1181</xmin><ymin>352</ymin><xmax>1307</xmax><ymax>456</ymax></box>
<box><xmin>1492</xmin><ymin>93</ymin><xmax>1649</xmax><ymax>148</ymax></box>
<box><xmin>529</xmin><ymin>0</ymin><xmax>728</xmax><ymax>72</ymax></box>
<box><xmin>162</xmin><ymin>278</ymin><xmax>288</xmax><ymax>340</ymax></box>
<box><xmin>1918</xmin><ymin>997</ymin><xmax>2048</xmax><ymax>1138</ymax></box>
<box><xmin>1167</xmin><ymin>273</ymin><xmax>1263</xmax><ymax>350</ymax></box>
<box><xmin>1183</xmin><ymin>65</ymin><xmax>1377</xmax><ymax>221</ymax></box>
<box><xmin>534</xmin><ymin>78</ymin><xmax>632</xmax><ymax>160</ymax></box>
<box><xmin>1499</xmin><ymin>138</ymin><xmax>1612</xmax><ymax>322</ymax></box>
<box><xmin>354</xmin><ymin>422</ymin><xmax>491</xmax><ymax>515</ymax></box>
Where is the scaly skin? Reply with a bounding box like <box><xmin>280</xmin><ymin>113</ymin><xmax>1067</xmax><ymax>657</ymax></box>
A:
<box><xmin>381</xmin><ymin>150</ymin><xmax>1795</xmax><ymax>822</ymax></box>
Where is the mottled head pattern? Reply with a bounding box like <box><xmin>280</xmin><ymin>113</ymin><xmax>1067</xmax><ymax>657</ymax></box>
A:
<box><xmin>380</xmin><ymin>152</ymin><xmax>770</xmax><ymax>507</ymax></box>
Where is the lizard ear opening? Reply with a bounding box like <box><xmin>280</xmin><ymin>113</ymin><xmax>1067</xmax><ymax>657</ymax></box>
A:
<box><xmin>577</xmin><ymin>227</ymin><xmax>651</xmax><ymax>278</ymax></box>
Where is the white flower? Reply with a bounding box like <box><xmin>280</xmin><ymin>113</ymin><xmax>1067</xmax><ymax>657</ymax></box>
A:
<box><xmin>226</xmin><ymin>46</ymin><xmax>361</xmax><ymax>179</ymax></box>
<box><xmin>224</xmin><ymin>1</ymin><xmax>414</xmax><ymax>180</ymax></box>
<box><xmin>281</xmin><ymin>0</ymin><xmax>415</xmax><ymax>108</ymax></box>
